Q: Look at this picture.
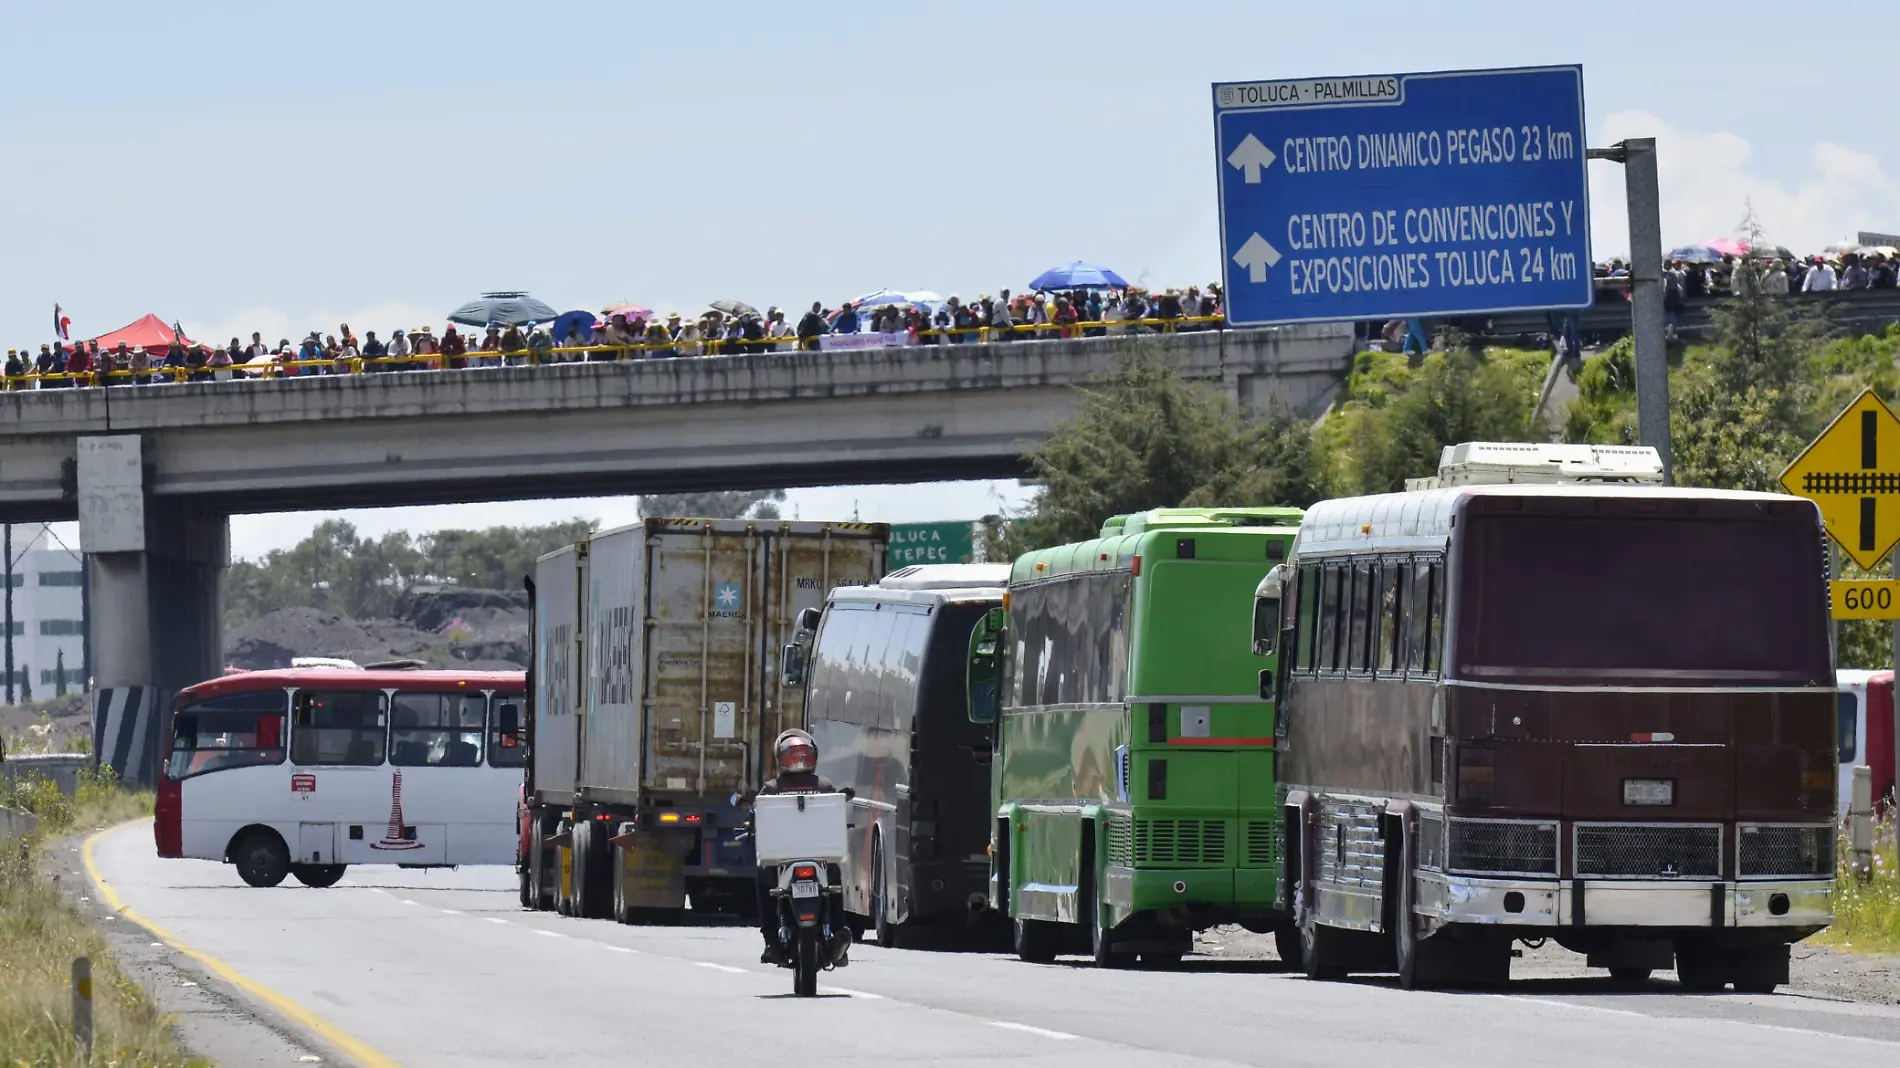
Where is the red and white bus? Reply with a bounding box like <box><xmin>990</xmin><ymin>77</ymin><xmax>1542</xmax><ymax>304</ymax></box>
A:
<box><xmin>157</xmin><ymin>664</ymin><xmax>527</xmax><ymax>887</ymax></box>
<box><xmin>1839</xmin><ymin>669</ymin><xmax>1895</xmax><ymax>817</ymax></box>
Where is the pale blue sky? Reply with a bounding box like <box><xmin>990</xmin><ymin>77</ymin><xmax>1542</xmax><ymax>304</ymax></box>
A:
<box><xmin>3</xmin><ymin>1</ymin><xmax>1894</xmax><ymax>558</ymax></box>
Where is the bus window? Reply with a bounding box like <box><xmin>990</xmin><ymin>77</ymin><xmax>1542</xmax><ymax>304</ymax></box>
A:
<box><xmin>1295</xmin><ymin>563</ymin><xmax>1319</xmax><ymax>674</ymax></box>
<box><xmin>166</xmin><ymin>692</ymin><xmax>287</xmax><ymax>780</ymax></box>
<box><xmin>1840</xmin><ymin>692</ymin><xmax>1859</xmax><ymax>763</ymax></box>
<box><xmin>1346</xmin><ymin>561</ymin><xmax>1374</xmax><ymax>674</ymax></box>
<box><xmin>1407</xmin><ymin>557</ymin><xmax>1441</xmax><ymax>676</ymax></box>
<box><xmin>1377</xmin><ymin>559</ymin><xmax>1405</xmax><ymax>675</ymax></box>
<box><xmin>1316</xmin><ymin>564</ymin><xmax>1342</xmax><ymax>673</ymax></box>
<box><xmin>292</xmin><ymin>690</ymin><xmax>388</xmax><ymax>766</ymax></box>
<box><xmin>390</xmin><ymin>692</ymin><xmax>486</xmax><ymax>767</ymax></box>
<box><xmin>490</xmin><ymin>697</ymin><xmax>528</xmax><ymax>767</ymax></box>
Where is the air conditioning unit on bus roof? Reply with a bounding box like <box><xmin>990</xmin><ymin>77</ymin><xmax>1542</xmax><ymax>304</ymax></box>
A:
<box><xmin>1404</xmin><ymin>442</ymin><xmax>1664</xmax><ymax>491</ymax></box>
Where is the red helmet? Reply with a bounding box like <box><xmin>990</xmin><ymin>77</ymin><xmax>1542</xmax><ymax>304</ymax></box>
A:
<box><xmin>774</xmin><ymin>729</ymin><xmax>817</xmax><ymax>774</ymax></box>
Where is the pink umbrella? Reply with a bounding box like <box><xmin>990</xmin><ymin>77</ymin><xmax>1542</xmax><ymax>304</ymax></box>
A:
<box><xmin>602</xmin><ymin>303</ymin><xmax>654</xmax><ymax>321</ymax></box>
<box><xmin>1701</xmin><ymin>237</ymin><xmax>1748</xmax><ymax>258</ymax></box>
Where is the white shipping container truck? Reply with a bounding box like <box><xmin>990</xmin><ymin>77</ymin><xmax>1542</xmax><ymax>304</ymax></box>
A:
<box><xmin>522</xmin><ymin>517</ymin><xmax>887</xmax><ymax>923</ymax></box>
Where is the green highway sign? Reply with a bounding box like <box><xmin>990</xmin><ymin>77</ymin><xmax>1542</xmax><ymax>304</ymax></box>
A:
<box><xmin>889</xmin><ymin>521</ymin><xmax>976</xmax><ymax>567</ymax></box>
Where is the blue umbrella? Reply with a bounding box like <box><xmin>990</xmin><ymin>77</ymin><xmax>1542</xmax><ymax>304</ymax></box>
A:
<box><xmin>1029</xmin><ymin>261</ymin><xmax>1129</xmax><ymax>291</ymax></box>
<box><xmin>448</xmin><ymin>291</ymin><xmax>560</xmax><ymax>327</ymax></box>
<box><xmin>550</xmin><ymin>309</ymin><xmax>598</xmax><ymax>345</ymax></box>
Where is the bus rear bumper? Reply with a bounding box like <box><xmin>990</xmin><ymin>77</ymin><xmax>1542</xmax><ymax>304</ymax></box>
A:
<box><xmin>1106</xmin><ymin>866</ymin><xmax>1279</xmax><ymax>911</ymax></box>
<box><xmin>1416</xmin><ymin>871</ymin><xmax>1832</xmax><ymax>929</ymax></box>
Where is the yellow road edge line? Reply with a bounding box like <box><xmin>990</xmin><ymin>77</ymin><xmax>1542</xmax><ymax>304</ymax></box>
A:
<box><xmin>83</xmin><ymin>818</ymin><xmax>402</xmax><ymax>1068</ymax></box>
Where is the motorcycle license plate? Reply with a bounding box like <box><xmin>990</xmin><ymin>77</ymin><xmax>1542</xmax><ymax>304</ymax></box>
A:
<box><xmin>791</xmin><ymin>881</ymin><xmax>821</xmax><ymax>899</ymax></box>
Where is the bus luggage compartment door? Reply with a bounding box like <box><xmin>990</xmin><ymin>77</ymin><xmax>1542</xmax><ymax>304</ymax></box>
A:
<box><xmin>298</xmin><ymin>823</ymin><xmax>337</xmax><ymax>865</ymax></box>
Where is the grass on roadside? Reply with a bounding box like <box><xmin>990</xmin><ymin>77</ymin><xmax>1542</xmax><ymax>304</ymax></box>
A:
<box><xmin>0</xmin><ymin>767</ymin><xmax>206</xmax><ymax>1067</ymax></box>
<box><xmin>1818</xmin><ymin>816</ymin><xmax>1900</xmax><ymax>955</ymax></box>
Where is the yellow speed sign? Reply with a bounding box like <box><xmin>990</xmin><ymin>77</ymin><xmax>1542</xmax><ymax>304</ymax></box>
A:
<box><xmin>1832</xmin><ymin>580</ymin><xmax>1900</xmax><ymax>619</ymax></box>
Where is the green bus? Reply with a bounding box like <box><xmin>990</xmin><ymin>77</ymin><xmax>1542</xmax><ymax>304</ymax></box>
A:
<box><xmin>966</xmin><ymin>507</ymin><xmax>1303</xmax><ymax>966</ymax></box>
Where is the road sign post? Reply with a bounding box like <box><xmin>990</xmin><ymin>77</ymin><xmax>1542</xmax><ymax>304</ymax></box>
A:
<box><xmin>1212</xmin><ymin>66</ymin><xmax>1592</xmax><ymax>328</ymax></box>
<box><xmin>1781</xmin><ymin>390</ymin><xmax>1900</xmax><ymax>778</ymax></box>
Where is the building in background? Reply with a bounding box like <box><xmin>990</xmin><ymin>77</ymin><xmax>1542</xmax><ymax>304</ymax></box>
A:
<box><xmin>3</xmin><ymin>525</ymin><xmax>86</xmax><ymax>704</ymax></box>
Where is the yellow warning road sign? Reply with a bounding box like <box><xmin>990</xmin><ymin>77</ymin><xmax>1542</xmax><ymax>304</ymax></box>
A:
<box><xmin>1780</xmin><ymin>389</ymin><xmax>1900</xmax><ymax>571</ymax></box>
<box><xmin>1833</xmin><ymin>580</ymin><xmax>1900</xmax><ymax>619</ymax></box>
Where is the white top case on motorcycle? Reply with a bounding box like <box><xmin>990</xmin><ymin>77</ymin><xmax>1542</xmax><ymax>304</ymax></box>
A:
<box><xmin>754</xmin><ymin>793</ymin><xmax>850</xmax><ymax>865</ymax></box>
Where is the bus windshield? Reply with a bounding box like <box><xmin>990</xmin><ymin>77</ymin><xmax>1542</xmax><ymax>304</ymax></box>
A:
<box><xmin>1457</xmin><ymin>513</ymin><xmax>1831</xmax><ymax>686</ymax></box>
<box><xmin>166</xmin><ymin>691</ymin><xmax>287</xmax><ymax>780</ymax></box>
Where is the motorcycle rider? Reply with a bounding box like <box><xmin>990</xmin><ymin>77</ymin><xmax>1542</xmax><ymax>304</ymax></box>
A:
<box><xmin>748</xmin><ymin>729</ymin><xmax>847</xmax><ymax>964</ymax></box>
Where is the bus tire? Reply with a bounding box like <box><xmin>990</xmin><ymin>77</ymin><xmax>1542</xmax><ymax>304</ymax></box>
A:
<box><xmin>291</xmin><ymin>864</ymin><xmax>346</xmax><ymax>888</ymax></box>
<box><xmin>232</xmin><ymin>829</ymin><xmax>290</xmax><ymax>888</ymax></box>
<box><xmin>872</xmin><ymin>836</ymin><xmax>898</xmax><ymax>949</ymax></box>
<box><xmin>1300</xmin><ymin>904</ymin><xmax>1346</xmax><ymax>981</ymax></box>
<box><xmin>1014</xmin><ymin>917</ymin><xmax>1058</xmax><ymax>964</ymax></box>
<box><xmin>1273</xmin><ymin>925</ymin><xmax>1303</xmax><ymax>971</ymax></box>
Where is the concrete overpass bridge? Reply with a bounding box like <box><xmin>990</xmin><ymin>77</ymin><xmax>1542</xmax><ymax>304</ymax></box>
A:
<box><xmin>0</xmin><ymin>324</ymin><xmax>1353</xmax><ymax>782</ymax></box>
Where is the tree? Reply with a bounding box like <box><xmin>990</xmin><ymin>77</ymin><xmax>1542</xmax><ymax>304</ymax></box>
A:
<box><xmin>638</xmin><ymin>490</ymin><xmax>786</xmax><ymax>520</ymax></box>
<box><xmin>224</xmin><ymin>519</ymin><xmax>597</xmax><ymax>629</ymax></box>
<box><xmin>18</xmin><ymin>661</ymin><xmax>30</xmax><ymax>704</ymax></box>
<box><xmin>53</xmin><ymin>649</ymin><xmax>65</xmax><ymax>698</ymax></box>
<box><xmin>1319</xmin><ymin>347</ymin><xmax>1547</xmax><ymax>495</ymax></box>
<box><xmin>1002</xmin><ymin>343</ymin><xmax>1322</xmax><ymax>552</ymax></box>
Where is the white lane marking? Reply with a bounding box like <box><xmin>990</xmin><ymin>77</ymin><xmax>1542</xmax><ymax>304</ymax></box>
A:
<box><xmin>400</xmin><ymin>899</ymin><xmax>420</xmax><ymax>907</ymax></box>
<box><xmin>1503</xmin><ymin>996</ymin><xmax>1648</xmax><ymax>1019</ymax></box>
<box><xmin>534</xmin><ymin>929</ymin><xmax>565</xmax><ymax>939</ymax></box>
<box><xmin>694</xmin><ymin>962</ymin><xmax>750</xmax><ymax>974</ymax></box>
<box><xmin>438</xmin><ymin>908</ymin><xmax>461</xmax><ymax>915</ymax></box>
<box><xmin>821</xmin><ymin>986</ymin><xmax>883</xmax><ymax>999</ymax></box>
<box><xmin>601</xmin><ymin>945</ymin><xmax>643</xmax><ymax>955</ymax></box>
<box><xmin>483</xmin><ymin>918</ymin><xmax>511</xmax><ymax>925</ymax></box>
<box><xmin>987</xmin><ymin>1021</ymin><xmax>1078</xmax><ymax>1040</ymax></box>
<box><xmin>1501</xmin><ymin>995</ymin><xmax>1900</xmax><ymax>1046</ymax></box>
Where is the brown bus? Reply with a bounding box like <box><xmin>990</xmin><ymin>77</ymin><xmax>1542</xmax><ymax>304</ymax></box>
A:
<box><xmin>1258</xmin><ymin>478</ymin><xmax>1835</xmax><ymax>992</ymax></box>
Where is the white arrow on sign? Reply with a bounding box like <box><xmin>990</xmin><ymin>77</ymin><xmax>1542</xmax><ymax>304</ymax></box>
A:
<box><xmin>1226</xmin><ymin>134</ymin><xmax>1277</xmax><ymax>184</ymax></box>
<box><xmin>1232</xmin><ymin>233</ymin><xmax>1282</xmax><ymax>283</ymax></box>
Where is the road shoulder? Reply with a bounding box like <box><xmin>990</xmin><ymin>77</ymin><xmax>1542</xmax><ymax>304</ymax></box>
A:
<box><xmin>51</xmin><ymin>821</ymin><xmax>361</xmax><ymax>1068</ymax></box>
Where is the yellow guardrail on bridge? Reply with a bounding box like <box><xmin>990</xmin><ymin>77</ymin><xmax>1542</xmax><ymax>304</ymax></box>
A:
<box><xmin>0</xmin><ymin>315</ymin><xmax>1229</xmax><ymax>388</ymax></box>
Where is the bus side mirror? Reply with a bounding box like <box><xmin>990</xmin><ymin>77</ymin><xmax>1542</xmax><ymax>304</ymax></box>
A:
<box><xmin>782</xmin><ymin>643</ymin><xmax>807</xmax><ymax>688</ymax></box>
<box><xmin>796</xmin><ymin>606</ymin><xmax>823</xmax><ymax>634</ymax></box>
<box><xmin>497</xmin><ymin>703</ymin><xmax>521</xmax><ymax>735</ymax></box>
<box><xmin>1258</xmin><ymin>669</ymin><xmax>1275</xmax><ymax>701</ymax></box>
<box><xmin>968</xmin><ymin>611</ymin><xmax>1006</xmax><ymax>725</ymax></box>
<box><xmin>1252</xmin><ymin>596</ymin><xmax>1280</xmax><ymax>657</ymax></box>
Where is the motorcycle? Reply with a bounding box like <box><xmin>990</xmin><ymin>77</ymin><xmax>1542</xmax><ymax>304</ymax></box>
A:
<box><xmin>747</xmin><ymin>791</ymin><xmax>853</xmax><ymax>996</ymax></box>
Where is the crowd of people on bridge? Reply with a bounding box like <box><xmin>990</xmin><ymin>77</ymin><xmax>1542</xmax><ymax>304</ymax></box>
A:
<box><xmin>8</xmin><ymin>236</ymin><xmax>1893</xmax><ymax>390</ymax></box>
<box><xmin>2</xmin><ymin>281</ymin><xmax>1227</xmax><ymax>389</ymax></box>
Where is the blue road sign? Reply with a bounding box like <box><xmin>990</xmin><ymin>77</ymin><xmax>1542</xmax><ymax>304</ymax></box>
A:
<box><xmin>1213</xmin><ymin>65</ymin><xmax>1592</xmax><ymax>327</ymax></box>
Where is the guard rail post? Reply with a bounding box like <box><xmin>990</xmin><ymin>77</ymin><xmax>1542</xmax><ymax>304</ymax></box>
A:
<box><xmin>72</xmin><ymin>956</ymin><xmax>92</xmax><ymax>1058</ymax></box>
<box><xmin>1851</xmin><ymin>764</ymin><xmax>1874</xmax><ymax>883</ymax></box>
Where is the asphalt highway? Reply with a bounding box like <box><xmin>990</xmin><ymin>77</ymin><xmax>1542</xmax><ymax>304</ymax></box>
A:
<box><xmin>85</xmin><ymin>821</ymin><xmax>1900</xmax><ymax>1068</ymax></box>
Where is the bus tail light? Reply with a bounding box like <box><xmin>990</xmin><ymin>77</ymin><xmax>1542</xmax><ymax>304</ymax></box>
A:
<box><xmin>154</xmin><ymin>772</ymin><xmax>182</xmax><ymax>858</ymax></box>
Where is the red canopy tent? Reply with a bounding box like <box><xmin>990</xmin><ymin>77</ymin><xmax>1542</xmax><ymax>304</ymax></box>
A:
<box><xmin>68</xmin><ymin>314</ymin><xmax>205</xmax><ymax>354</ymax></box>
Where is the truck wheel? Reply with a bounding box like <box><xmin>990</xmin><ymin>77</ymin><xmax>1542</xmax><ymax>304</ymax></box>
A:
<box><xmin>528</xmin><ymin>820</ymin><xmax>552</xmax><ymax>911</ymax></box>
<box><xmin>1675</xmin><ymin>950</ymin><xmax>1728</xmax><ymax>993</ymax></box>
<box><xmin>519</xmin><ymin>863</ymin><xmax>533</xmax><ymax>909</ymax></box>
<box><xmin>232</xmin><ymin>829</ymin><xmax>290</xmax><ymax>888</ymax></box>
<box><xmin>1609</xmin><ymin>967</ymin><xmax>1653</xmax><ymax>985</ymax></box>
<box><xmin>291</xmin><ymin>864</ymin><xmax>346</xmax><ymax>888</ymax></box>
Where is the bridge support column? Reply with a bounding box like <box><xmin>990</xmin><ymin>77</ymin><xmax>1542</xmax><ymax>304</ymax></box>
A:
<box><xmin>77</xmin><ymin>436</ymin><xmax>227</xmax><ymax>786</ymax></box>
